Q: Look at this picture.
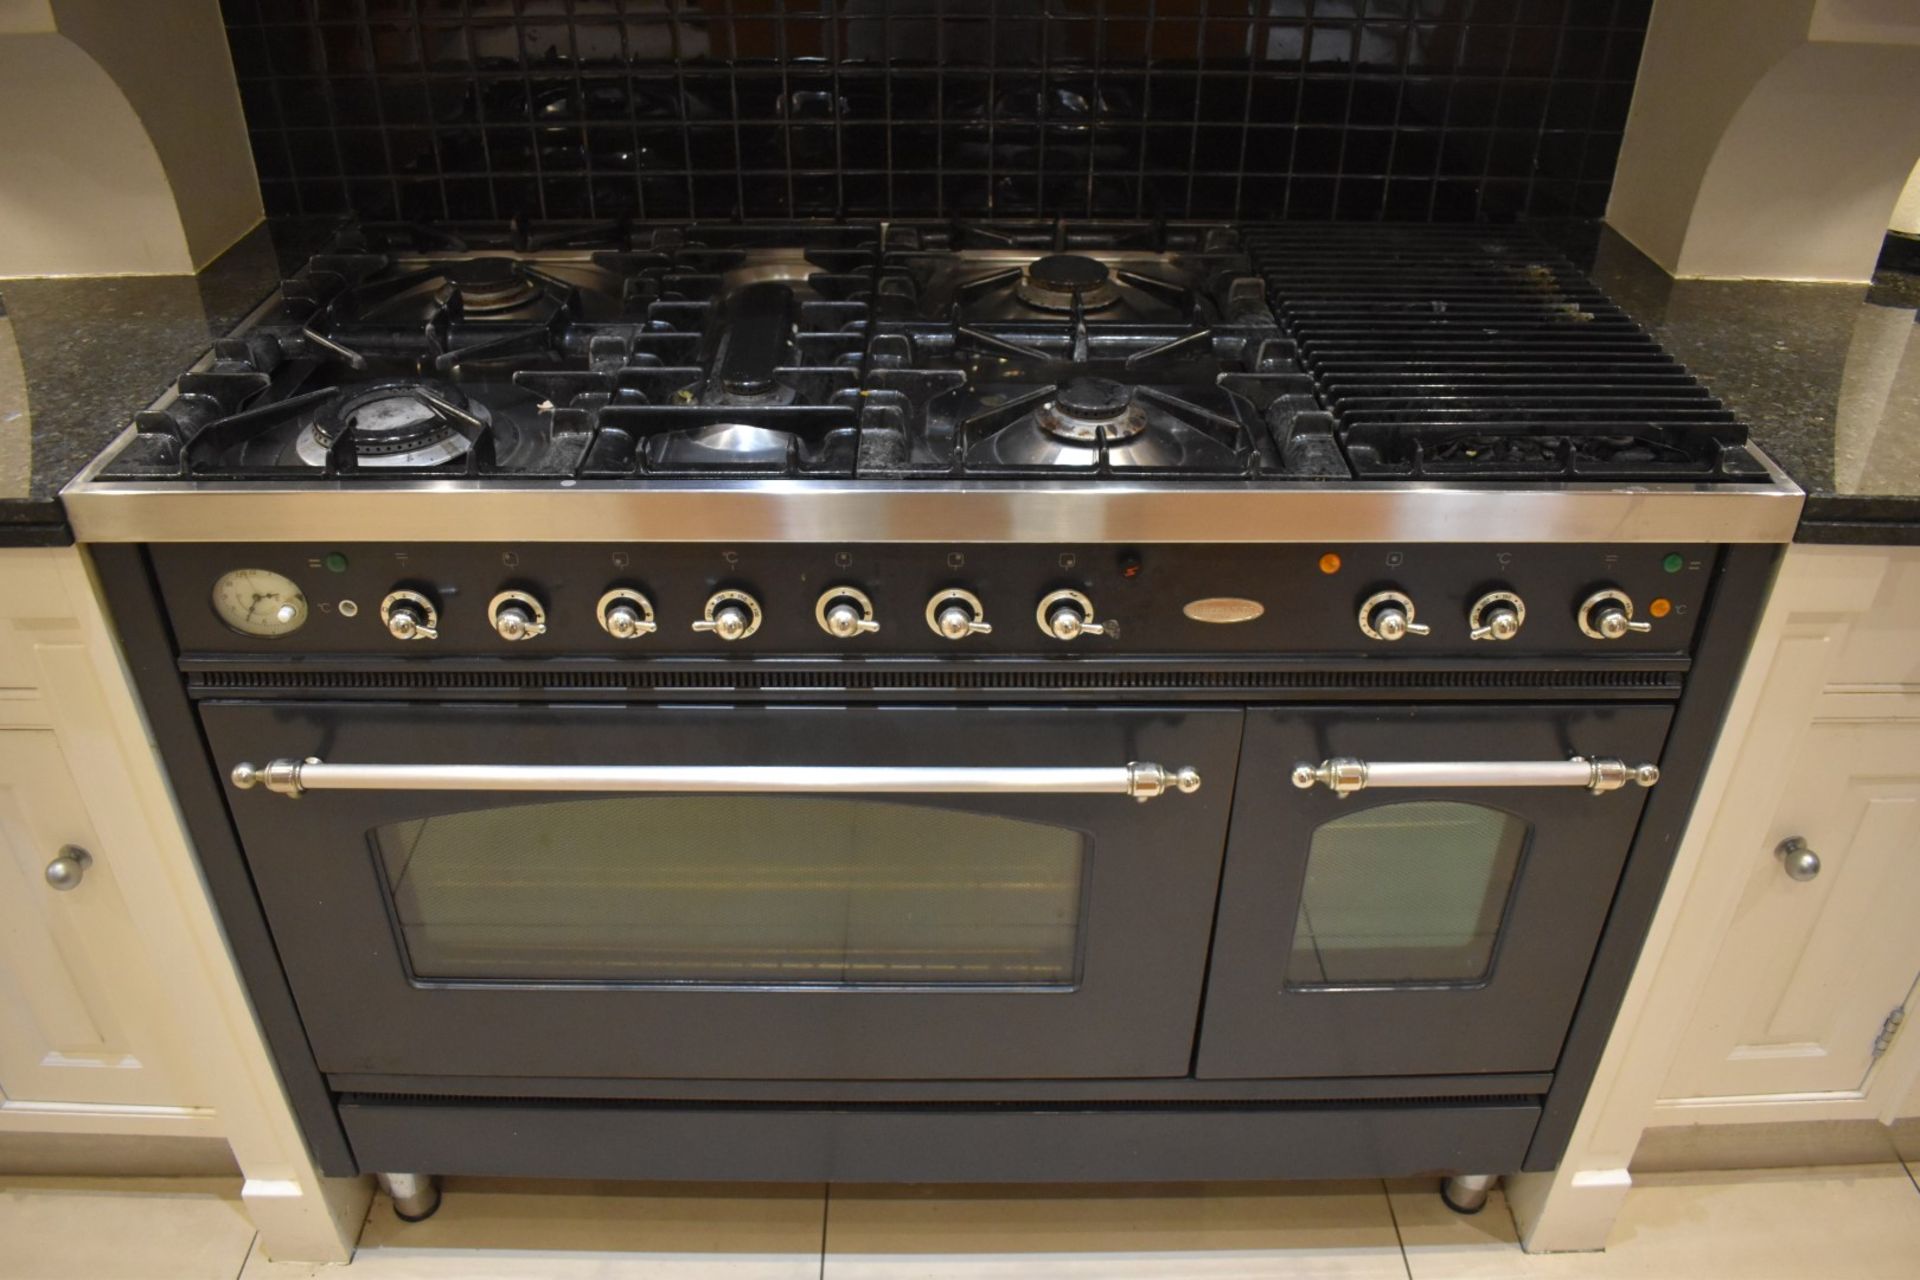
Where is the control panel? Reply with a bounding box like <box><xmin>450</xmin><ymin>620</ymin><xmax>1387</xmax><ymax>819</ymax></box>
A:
<box><xmin>157</xmin><ymin>542</ymin><xmax>1719</xmax><ymax>658</ymax></box>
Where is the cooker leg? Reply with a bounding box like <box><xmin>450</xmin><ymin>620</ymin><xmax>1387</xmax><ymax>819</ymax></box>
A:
<box><xmin>1440</xmin><ymin>1173</ymin><xmax>1497</xmax><ymax>1215</ymax></box>
<box><xmin>377</xmin><ymin>1172</ymin><xmax>442</xmax><ymax>1222</ymax></box>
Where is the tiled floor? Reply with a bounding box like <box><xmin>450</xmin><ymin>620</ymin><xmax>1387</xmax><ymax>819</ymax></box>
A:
<box><xmin>3</xmin><ymin>1162</ymin><xmax>1919</xmax><ymax>1279</ymax></box>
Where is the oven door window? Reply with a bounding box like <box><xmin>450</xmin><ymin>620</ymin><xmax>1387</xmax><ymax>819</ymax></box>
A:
<box><xmin>1286</xmin><ymin>801</ymin><xmax>1530</xmax><ymax>987</ymax></box>
<box><xmin>373</xmin><ymin>795</ymin><xmax>1089</xmax><ymax>986</ymax></box>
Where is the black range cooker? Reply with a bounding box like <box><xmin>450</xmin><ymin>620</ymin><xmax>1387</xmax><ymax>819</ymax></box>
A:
<box><xmin>64</xmin><ymin>219</ymin><xmax>1801</xmax><ymax>1222</ymax></box>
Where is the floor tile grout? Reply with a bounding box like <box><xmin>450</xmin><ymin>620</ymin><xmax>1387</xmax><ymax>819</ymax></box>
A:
<box><xmin>1902</xmin><ymin>1154</ymin><xmax>1920</xmax><ymax>1199</ymax></box>
<box><xmin>233</xmin><ymin>1231</ymin><xmax>258</xmax><ymax>1280</ymax></box>
<box><xmin>1380</xmin><ymin>1177</ymin><xmax>1416</xmax><ymax>1280</ymax></box>
<box><xmin>817</xmin><ymin>1182</ymin><xmax>832</xmax><ymax>1279</ymax></box>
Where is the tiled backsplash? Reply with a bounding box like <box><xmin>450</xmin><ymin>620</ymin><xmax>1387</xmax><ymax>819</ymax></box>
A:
<box><xmin>223</xmin><ymin>0</ymin><xmax>1648</xmax><ymax>224</ymax></box>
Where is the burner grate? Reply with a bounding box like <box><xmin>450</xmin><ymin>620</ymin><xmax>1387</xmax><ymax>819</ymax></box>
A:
<box><xmin>1247</xmin><ymin>226</ymin><xmax>1765</xmax><ymax>483</ymax></box>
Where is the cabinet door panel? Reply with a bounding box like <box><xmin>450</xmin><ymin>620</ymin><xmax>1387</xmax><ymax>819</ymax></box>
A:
<box><xmin>0</xmin><ymin>730</ymin><xmax>186</xmax><ymax>1107</ymax></box>
<box><xmin>1662</xmin><ymin>720</ymin><xmax>1920</xmax><ymax>1100</ymax></box>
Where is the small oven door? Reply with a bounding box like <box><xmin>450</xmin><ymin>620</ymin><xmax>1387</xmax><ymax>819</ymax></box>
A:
<box><xmin>1196</xmin><ymin>704</ymin><xmax>1673</xmax><ymax>1079</ymax></box>
<box><xmin>201</xmin><ymin>701</ymin><xmax>1242</xmax><ymax>1081</ymax></box>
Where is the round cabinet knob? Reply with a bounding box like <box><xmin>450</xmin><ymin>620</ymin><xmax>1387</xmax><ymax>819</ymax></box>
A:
<box><xmin>1775</xmin><ymin>836</ymin><xmax>1822</xmax><ymax>882</ymax></box>
<box><xmin>692</xmin><ymin>590</ymin><xmax>762</xmax><ymax>642</ymax></box>
<box><xmin>380</xmin><ymin>589</ymin><xmax>439</xmax><ymax>641</ymax></box>
<box><xmin>1579</xmin><ymin>589</ymin><xmax>1653</xmax><ymax>641</ymax></box>
<box><xmin>597</xmin><ymin>589</ymin><xmax>657</xmax><ymax>640</ymax></box>
<box><xmin>1358</xmin><ymin>590</ymin><xmax>1430</xmax><ymax>642</ymax></box>
<box><xmin>45</xmin><ymin>845</ymin><xmax>93</xmax><ymax>891</ymax></box>
<box><xmin>1469</xmin><ymin>591</ymin><xmax>1526</xmax><ymax>642</ymax></box>
<box><xmin>816</xmin><ymin>586</ymin><xmax>880</xmax><ymax>639</ymax></box>
<box><xmin>488</xmin><ymin>590</ymin><xmax>547</xmax><ymax>642</ymax></box>
<box><xmin>1037</xmin><ymin>589</ymin><xmax>1106</xmax><ymax>642</ymax></box>
<box><xmin>926</xmin><ymin>589</ymin><xmax>992</xmax><ymax>641</ymax></box>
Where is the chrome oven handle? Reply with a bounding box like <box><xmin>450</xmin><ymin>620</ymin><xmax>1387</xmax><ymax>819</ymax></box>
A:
<box><xmin>1290</xmin><ymin>756</ymin><xmax>1660</xmax><ymax>798</ymax></box>
<box><xmin>230</xmin><ymin>758</ymin><xmax>1203</xmax><ymax>803</ymax></box>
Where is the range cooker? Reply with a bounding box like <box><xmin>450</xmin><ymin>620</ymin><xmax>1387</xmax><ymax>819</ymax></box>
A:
<box><xmin>64</xmin><ymin>218</ymin><xmax>1801</xmax><ymax>1221</ymax></box>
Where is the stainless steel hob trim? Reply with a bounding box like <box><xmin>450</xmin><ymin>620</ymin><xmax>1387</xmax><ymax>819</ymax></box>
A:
<box><xmin>62</xmin><ymin>471</ymin><xmax>1804</xmax><ymax>544</ymax></box>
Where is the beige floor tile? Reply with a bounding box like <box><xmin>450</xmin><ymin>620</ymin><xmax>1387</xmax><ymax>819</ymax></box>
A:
<box><xmin>0</xmin><ymin>1176</ymin><xmax>255</xmax><ymax>1280</ymax></box>
<box><xmin>241</xmin><ymin>1178</ymin><xmax>825</xmax><ymax>1279</ymax></box>
<box><xmin>1391</xmin><ymin>1164</ymin><xmax>1920</xmax><ymax>1280</ymax></box>
<box><xmin>821</xmin><ymin>1180</ymin><xmax>1407</xmax><ymax>1278</ymax></box>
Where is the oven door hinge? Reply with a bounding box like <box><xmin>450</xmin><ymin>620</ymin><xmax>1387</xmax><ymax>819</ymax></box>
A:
<box><xmin>1872</xmin><ymin>1006</ymin><xmax>1907</xmax><ymax>1062</ymax></box>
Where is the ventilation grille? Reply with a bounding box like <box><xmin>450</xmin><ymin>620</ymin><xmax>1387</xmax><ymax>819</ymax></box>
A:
<box><xmin>340</xmin><ymin>1091</ymin><xmax>1540</xmax><ymax>1115</ymax></box>
<box><xmin>1247</xmin><ymin>225</ymin><xmax>1764</xmax><ymax>483</ymax></box>
<box><xmin>190</xmin><ymin>666</ymin><xmax>1682</xmax><ymax>695</ymax></box>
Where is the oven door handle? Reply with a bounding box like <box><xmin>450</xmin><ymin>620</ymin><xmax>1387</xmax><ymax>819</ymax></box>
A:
<box><xmin>229</xmin><ymin>757</ymin><xmax>1204</xmax><ymax>802</ymax></box>
<box><xmin>1290</xmin><ymin>756</ymin><xmax>1660</xmax><ymax>798</ymax></box>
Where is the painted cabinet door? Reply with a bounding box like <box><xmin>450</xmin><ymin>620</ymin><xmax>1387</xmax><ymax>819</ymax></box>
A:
<box><xmin>1661</xmin><ymin>719</ymin><xmax>1920</xmax><ymax>1101</ymax></box>
<box><xmin>0</xmin><ymin>728</ymin><xmax>190</xmax><ymax>1107</ymax></box>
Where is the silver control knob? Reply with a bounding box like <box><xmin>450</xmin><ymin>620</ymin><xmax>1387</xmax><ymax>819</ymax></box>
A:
<box><xmin>1037</xmin><ymin>589</ymin><xmax>1106</xmax><ymax>641</ymax></box>
<box><xmin>692</xmin><ymin>590</ymin><xmax>762</xmax><ymax>642</ymax></box>
<box><xmin>488</xmin><ymin>590</ymin><xmax>547</xmax><ymax>642</ymax></box>
<box><xmin>1469</xmin><ymin>591</ymin><xmax>1526</xmax><ymax>642</ymax></box>
<box><xmin>597</xmin><ymin>589</ymin><xmax>657</xmax><ymax>640</ymax></box>
<box><xmin>1358</xmin><ymin>589</ymin><xmax>1430</xmax><ymax>642</ymax></box>
<box><xmin>44</xmin><ymin>845</ymin><xmax>92</xmax><ymax>891</ymax></box>
<box><xmin>926</xmin><ymin>589</ymin><xmax>991</xmax><ymax>640</ymax></box>
<box><xmin>381</xmin><ymin>590</ymin><xmax>439</xmax><ymax>641</ymax></box>
<box><xmin>816</xmin><ymin>586</ymin><xmax>880</xmax><ymax>639</ymax></box>
<box><xmin>1578</xmin><ymin>589</ymin><xmax>1653</xmax><ymax>641</ymax></box>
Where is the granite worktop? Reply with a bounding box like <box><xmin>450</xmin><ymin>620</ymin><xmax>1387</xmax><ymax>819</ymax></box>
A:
<box><xmin>2</xmin><ymin>218</ymin><xmax>1916</xmax><ymax>546</ymax></box>
<box><xmin>0</xmin><ymin>221</ymin><xmax>327</xmax><ymax>547</ymax></box>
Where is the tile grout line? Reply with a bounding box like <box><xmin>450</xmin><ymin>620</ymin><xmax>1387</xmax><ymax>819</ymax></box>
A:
<box><xmin>1903</xmin><ymin>1154</ymin><xmax>1920</xmax><ymax>1199</ymax></box>
<box><xmin>1380</xmin><ymin>1178</ymin><xmax>1416</xmax><ymax>1280</ymax></box>
<box><xmin>233</xmin><ymin>1231</ymin><xmax>259</xmax><ymax>1280</ymax></box>
<box><xmin>818</xmin><ymin>1182</ymin><xmax>832</xmax><ymax>1280</ymax></box>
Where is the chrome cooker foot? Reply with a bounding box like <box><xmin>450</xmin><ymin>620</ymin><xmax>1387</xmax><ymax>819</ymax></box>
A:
<box><xmin>1441</xmin><ymin>1173</ymin><xmax>1497</xmax><ymax>1215</ymax></box>
<box><xmin>377</xmin><ymin>1172</ymin><xmax>441</xmax><ymax>1222</ymax></box>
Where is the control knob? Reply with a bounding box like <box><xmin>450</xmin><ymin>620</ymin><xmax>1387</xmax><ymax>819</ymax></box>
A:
<box><xmin>816</xmin><ymin>586</ymin><xmax>880</xmax><ymax>638</ymax></box>
<box><xmin>1468</xmin><ymin>591</ymin><xmax>1526</xmax><ymax>642</ymax></box>
<box><xmin>1578</xmin><ymin>588</ymin><xmax>1652</xmax><ymax>641</ymax></box>
<box><xmin>1037</xmin><ymin>589</ymin><xmax>1106</xmax><ymax>641</ymax></box>
<box><xmin>380</xmin><ymin>589</ymin><xmax>439</xmax><ymax>641</ymax></box>
<box><xmin>597</xmin><ymin>589</ymin><xmax>657</xmax><ymax>640</ymax></box>
<box><xmin>488</xmin><ymin>590</ymin><xmax>547</xmax><ymax>642</ymax></box>
<box><xmin>1358</xmin><ymin>589</ymin><xmax>1430</xmax><ymax>642</ymax></box>
<box><xmin>692</xmin><ymin>590</ymin><xmax>762</xmax><ymax>642</ymax></box>
<box><xmin>926</xmin><ymin>589</ymin><xmax>992</xmax><ymax>641</ymax></box>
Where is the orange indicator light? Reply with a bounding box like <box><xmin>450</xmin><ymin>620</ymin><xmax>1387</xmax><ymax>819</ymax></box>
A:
<box><xmin>1318</xmin><ymin>553</ymin><xmax>1342</xmax><ymax>575</ymax></box>
<box><xmin>1649</xmin><ymin>598</ymin><xmax>1672</xmax><ymax>618</ymax></box>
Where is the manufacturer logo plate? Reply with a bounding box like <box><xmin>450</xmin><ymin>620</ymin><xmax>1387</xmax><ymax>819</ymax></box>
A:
<box><xmin>1183</xmin><ymin>597</ymin><xmax>1266</xmax><ymax>624</ymax></box>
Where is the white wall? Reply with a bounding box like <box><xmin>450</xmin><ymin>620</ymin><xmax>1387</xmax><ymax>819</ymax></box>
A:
<box><xmin>1893</xmin><ymin>160</ymin><xmax>1920</xmax><ymax>236</ymax></box>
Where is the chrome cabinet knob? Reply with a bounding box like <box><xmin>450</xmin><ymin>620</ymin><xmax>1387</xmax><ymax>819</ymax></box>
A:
<box><xmin>1775</xmin><ymin>836</ymin><xmax>1821</xmax><ymax>882</ymax></box>
<box><xmin>1469</xmin><ymin>591</ymin><xmax>1526</xmax><ymax>642</ymax></box>
<box><xmin>1579</xmin><ymin>589</ymin><xmax>1653</xmax><ymax>640</ymax></box>
<box><xmin>597</xmin><ymin>589</ymin><xmax>657</xmax><ymax>640</ymax></box>
<box><xmin>816</xmin><ymin>587</ymin><xmax>880</xmax><ymax>638</ymax></box>
<box><xmin>926</xmin><ymin>589</ymin><xmax>991</xmax><ymax>640</ymax></box>
<box><xmin>45</xmin><ymin>845</ymin><xmax>93</xmax><ymax>891</ymax></box>
<box><xmin>380</xmin><ymin>590</ymin><xmax>439</xmax><ymax>641</ymax></box>
<box><xmin>692</xmin><ymin>590</ymin><xmax>762</xmax><ymax>641</ymax></box>
<box><xmin>488</xmin><ymin>590</ymin><xmax>547</xmax><ymax>642</ymax></box>
<box><xmin>1359</xmin><ymin>590</ymin><xmax>1429</xmax><ymax>642</ymax></box>
<box><xmin>1037</xmin><ymin>589</ymin><xmax>1105</xmax><ymax>641</ymax></box>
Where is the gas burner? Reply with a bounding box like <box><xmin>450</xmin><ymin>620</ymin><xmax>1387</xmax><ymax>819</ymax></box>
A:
<box><xmin>1016</xmin><ymin>254</ymin><xmax>1119</xmax><ymax>311</ymax></box>
<box><xmin>296</xmin><ymin>381</ymin><xmax>490</xmax><ymax>469</ymax></box>
<box><xmin>441</xmin><ymin>258</ymin><xmax>544</xmax><ymax>313</ymax></box>
<box><xmin>1038</xmin><ymin>377</ymin><xmax>1147</xmax><ymax>443</ymax></box>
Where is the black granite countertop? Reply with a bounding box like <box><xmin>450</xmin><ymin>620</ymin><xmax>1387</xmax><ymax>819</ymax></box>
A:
<box><xmin>4</xmin><ymin>219</ymin><xmax>1916</xmax><ymax>546</ymax></box>
<box><xmin>0</xmin><ymin>221</ymin><xmax>328</xmax><ymax>547</ymax></box>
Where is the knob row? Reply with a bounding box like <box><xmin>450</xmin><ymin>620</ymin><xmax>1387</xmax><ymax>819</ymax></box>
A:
<box><xmin>378</xmin><ymin>586</ymin><xmax>1108</xmax><ymax>643</ymax></box>
<box><xmin>1360</xmin><ymin>586</ymin><xmax>1655</xmax><ymax>643</ymax></box>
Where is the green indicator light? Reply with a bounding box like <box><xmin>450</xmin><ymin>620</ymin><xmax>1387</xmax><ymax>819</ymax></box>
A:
<box><xmin>324</xmin><ymin>552</ymin><xmax>350</xmax><ymax>573</ymax></box>
<box><xmin>1662</xmin><ymin>553</ymin><xmax>1684</xmax><ymax>574</ymax></box>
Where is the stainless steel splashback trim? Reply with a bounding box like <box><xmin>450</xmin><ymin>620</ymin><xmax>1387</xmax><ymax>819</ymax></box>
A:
<box><xmin>62</xmin><ymin>469</ymin><xmax>1804</xmax><ymax>544</ymax></box>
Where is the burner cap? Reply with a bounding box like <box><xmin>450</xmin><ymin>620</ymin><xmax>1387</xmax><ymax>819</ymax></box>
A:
<box><xmin>297</xmin><ymin>381</ymin><xmax>486</xmax><ymax>468</ymax></box>
<box><xmin>1016</xmin><ymin>254</ymin><xmax>1119</xmax><ymax>311</ymax></box>
<box><xmin>441</xmin><ymin>257</ymin><xmax>542</xmax><ymax>312</ymax></box>
<box><xmin>1040</xmin><ymin>378</ymin><xmax>1147</xmax><ymax>443</ymax></box>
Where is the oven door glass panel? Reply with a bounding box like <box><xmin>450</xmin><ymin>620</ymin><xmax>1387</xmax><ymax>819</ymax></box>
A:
<box><xmin>1196</xmin><ymin>703</ymin><xmax>1674</xmax><ymax>1079</ymax></box>
<box><xmin>376</xmin><ymin>796</ymin><xmax>1086</xmax><ymax>985</ymax></box>
<box><xmin>1286</xmin><ymin>801</ymin><xmax>1529</xmax><ymax>987</ymax></box>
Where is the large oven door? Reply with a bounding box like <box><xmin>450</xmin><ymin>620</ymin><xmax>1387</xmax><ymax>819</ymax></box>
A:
<box><xmin>1196</xmin><ymin>704</ymin><xmax>1672</xmax><ymax>1079</ymax></box>
<box><xmin>201</xmin><ymin>702</ymin><xmax>1242</xmax><ymax>1081</ymax></box>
